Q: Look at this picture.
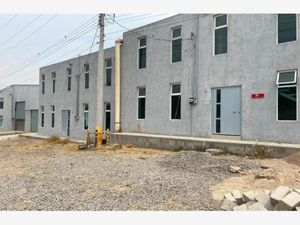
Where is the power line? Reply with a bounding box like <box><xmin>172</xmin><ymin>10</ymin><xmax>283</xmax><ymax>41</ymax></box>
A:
<box><xmin>0</xmin><ymin>14</ymin><xmax>18</xmax><ymax>33</ymax></box>
<box><xmin>0</xmin><ymin>14</ymin><xmax>43</xmax><ymax>48</ymax></box>
<box><xmin>0</xmin><ymin>14</ymin><xmax>58</xmax><ymax>55</ymax></box>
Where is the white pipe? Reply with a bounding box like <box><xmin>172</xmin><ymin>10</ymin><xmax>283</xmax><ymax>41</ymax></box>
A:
<box><xmin>114</xmin><ymin>39</ymin><xmax>122</xmax><ymax>132</ymax></box>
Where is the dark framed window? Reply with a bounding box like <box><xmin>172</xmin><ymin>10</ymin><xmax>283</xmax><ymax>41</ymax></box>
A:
<box><xmin>278</xmin><ymin>14</ymin><xmax>297</xmax><ymax>44</ymax></box>
<box><xmin>41</xmin><ymin>106</ymin><xmax>44</xmax><ymax>127</ymax></box>
<box><xmin>41</xmin><ymin>74</ymin><xmax>45</xmax><ymax>94</ymax></box>
<box><xmin>171</xmin><ymin>27</ymin><xmax>182</xmax><ymax>63</ymax></box>
<box><xmin>51</xmin><ymin>72</ymin><xmax>56</xmax><ymax>93</ymax></box>
<box><xmin>214</xmin><ymin>14</ymin><xmax>228</xmax><ymax>55</ymax></box>
<box><xmin>84</xmin><ymin>64</ymin><xmax>89</xmax><ymax>89</ymax></box>
<box><xmin>83</xmin><ymin>104</ymin><xmax>89</xmax><ymax>130</ymax></box>
<box><xmin>105</xmin><ymin>102</ymin><xmax>111</xmax><ymax>130</ymax></box>
<box><xmin>51</xmin><ymin>105</ymin><xmax>55</xmax><ymax>128</ymax></box>
<box><xmin>105</xmin><ymin>59</ymin><xmax>112</xmax><ymax>86</ymax></box>
<box><xmin>171</xmin><ymin>84</ymin><xmax>181</xmax><ymax>119</ymax></box>
<box><xmin>278</xmin><ymin>86</ymin><xmax>297</xmax><ymax>121</ymax></box>
<box><xmin>67</xmin><ymin>68</ymin><xmax>72</xmax><ymax>91</ymax></box>
<box><xmin>138</xmin><ymin>37</ymin><xmax>146</xmax><ymax>69</ymax></box>
<box><xmin>137</xmin><ymin>87</ymin><xmax>146</xmax><ymax>119</ymax></box>
<box><xmin>0</xmin><ymin>98</ymin><xmax>3</xmax><ymax>109</ymax></box>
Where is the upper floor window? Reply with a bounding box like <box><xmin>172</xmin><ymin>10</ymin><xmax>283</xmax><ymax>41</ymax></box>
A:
<box><xmin>171</xmin><ymin>27</ymin><xmax>182</xmax><ymax>63</ymax></box>
<box><xmin>278</xmin><ymin>14</ymin><xmax>297</xmax><ymax>44</ymax></box>
<box><xmin>0</xmin><ymin>98</ymin><xmax>3</xmax><ymax>109</ymax></box>
<box><xmin>105</xmin><ymin>59</ymin><xmax>112</xmax><ymax>86</ymax></box>
<box><xmin>84</xmin><ymin>64</ymin><xmax>89</xmax><ymax>89</ymax></box>
<box><xmin>138</xmin><ymin>37</ymin><xmax>147</xmax><ymax>69</ymax></box>
<box><xmin>67</xmin><ymin>68</ymin><xmax>72</xmax><ymax>91</ymax></box>
<box><xmin>41</xmin><ymin>74</ymin><xmax>45</xmax><ymax>94</ymax></box>
<box><xmin>51</xmin><ymin>72</ymin><xmax>56</xmax><ymax>93</ymax></box>
<box><xmin>214</xmin><ymin>14</ymin><xmax>228</xmax><ymax>55</ymax></box>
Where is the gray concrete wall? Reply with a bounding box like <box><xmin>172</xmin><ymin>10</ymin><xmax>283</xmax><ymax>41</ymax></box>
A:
<box><xmin>38</xmin><ymin>48</ymin><xmax>115</xmax><ymax>140</ymax></box>
<box><xmin>119</xmin><ymin>14</ymin><xmax>300</xmax><ymax>144</ymax></box>
<box><xmin>0</xmin><ymin>85</ymin><xmax>39</xmax><ymax>132</ymax></box>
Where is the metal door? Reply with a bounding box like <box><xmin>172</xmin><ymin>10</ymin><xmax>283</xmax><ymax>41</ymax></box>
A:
<box><xmin>212</xmin><ymin>86</ymin><xmax>241</xmax><ymax>135</ymax></box>
<box><xmin>30</xmin><ymin>110</ymin><xmax>38</xmax><ymax>132</ymax></box>
<box><xmin>15</xmin><ymin>101</ymin><xmax>25</xmax><ymax>131</ymax></box>
<box><xmin>61</xmin><ymin>110</ymin><xmax>70</xmax><ymax>137</ymax></box>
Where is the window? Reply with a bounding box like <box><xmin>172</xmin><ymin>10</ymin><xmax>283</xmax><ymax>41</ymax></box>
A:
<box><xmin>41</xmin><ymin>106</ymin><xmax>44</xmax><ymax>127</ymax></box>
<box><xmin>0</xmin><ymin>98</ymin><xmax>3</xmax><ymax>109</ymax></box>
<box><xmin>105</xmin><ymin>59</ymin><xmax>112</xmax><ymax>86</ymax></box>
<box><xmin>51</xmin><ymin>72</ymin><xmax>56</xmax><ymax>93</ymax></box>
<box><xmin>277</xmin><ymin>70</ymin><xmax>297</xmax><ymax>121</ymax></box>
<box><xmin>41</xmin><ymin>74</ymin><xmax>45</xmax><ymax>94</ymax></box>
<box><xmin>278</xmin><ymin>14</ymin><xmax>297</xmax><ymax>44</ymax></box>
<box><xmin>105</xmin><ymin>102</ymin><xmax>111</xmax><ymax>130</ymax></box>
<box><xmin>171</xmin><ymin>84</ymin><xmax>181</xmax><ymax>119</ymax></box>
<box><xmin>51</xmin><ymin>105</ymin><xmax>55</xmax><ymax>128</ymax></box>
<box><xmin>137</xmin><ymin>87</ymin><xmax>146</xmax><ymax>119</ymax></box>
<box><xmin>83</xmin><ymin>104</ymin><xmax>89</xmax><ymax>130</ymax></box>
<box><xmin>0</xmin><ymin>115</ymin><xmax>3</xmax><ymax>128</ymax></box>
<box><xmin>171</xmin><ymin>27</ymin><xmax>182</xmax><ymax>63</ymax></box>
<box><xmin>67</xmin><ymin>68</ymin><xmax>72</xmax><ymax>91</ymax></box>
<box><xmin>138</xmin><ymin>37</ymin><xmax>146</xmax><ymax>68</ymax></box>
<box><xmin>85</xmin><ymin>64</ymin><xmax>89</xmax><ymax>89</ymax></box>
<box><xmin>214</xmin><ymin>14</ymin><xmax>228</xmax><ymax>55</ymax></box>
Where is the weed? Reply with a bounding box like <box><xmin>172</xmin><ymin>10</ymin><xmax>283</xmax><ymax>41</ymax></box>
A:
<box><xmin>253</xmin><ymin>144</ymin><xmax>270</xmax><ymax>159</ymax></box>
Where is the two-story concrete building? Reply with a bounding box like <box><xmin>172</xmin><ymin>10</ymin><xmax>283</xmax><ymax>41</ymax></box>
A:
<box><xmin>119</xmin><ymin>14</ymin><xmax>300</xmax><ymax>144</ymax></box>
<box><xmin>38</xmin><ymin>48</ymin><xmax>115</xmax><ymax>140</ymax></box>
<box><xmin>0</xmin><ymin>84</ymin><xmax>39</xmax><ymax>132</ymax></box>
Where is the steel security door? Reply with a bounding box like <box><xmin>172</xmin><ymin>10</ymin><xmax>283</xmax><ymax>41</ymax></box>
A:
<box><xmin>61</xmin><ymin>110</ymin><xmax>70</xmax><ymax>137</ymax></box>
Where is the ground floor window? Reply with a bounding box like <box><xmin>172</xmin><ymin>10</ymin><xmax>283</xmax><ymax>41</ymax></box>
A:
<box><xmin>105</xmin><ymin>102</ymin><xmax>111</xmax><ymax>130</ymax></box>
<box><xmin>137</xmin><ymin>87</ymin><xmax>146</xmax><ymax>119</ymax></box>
<box><xmin>0</xmin><ymin>115</ymin><xmax>3</xmax><ymax>128</ymax></box>
<box><xmin>51</xmin><ymin>105</ymin><xmax>55</xmax><ymax>128</ymax></box>
<box><xmin>41</xmin><ymin>106</ymin><xmax>44</xmax><ymax>127</ymax></box>
<box><xmin>278</xmin><ymin>86</ymin><xmax>297</xmax><ymax>121</ymax></box>
<box><xmin>83</xmin><ymin>104</ymin><xmax>89</xmax><ymax>130</ymax></box>
<box><xmin>171</xmin><ymin>83</ymin><xmax>181</xmax><ymax>119</ymax></box>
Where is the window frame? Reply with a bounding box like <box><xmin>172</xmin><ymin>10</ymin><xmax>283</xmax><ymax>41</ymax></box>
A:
<box><xmin>51</xmin><ymin>72</ymin><xmax>56</xmax><ymax>93</ymax></box>
<box><xmin>105</xmin><ymin>58</ymin><xmax>112</xmax><ymax>86</ymax></box>
<box><xmin>83</xmin><ymin>103</ymin><xmax>89</xmax><ymax>130</ymax></box>
<box><xmin>276</xmin><ymin>70</ymin><xmax>297</xmax><ymax>85</ymax></box>
<box><xmin>137</xmin><ymin>36</ymin><xmax>147</xmax><ymax>69</ymax></box>
<box><xmin>51</xmin><ymin>105</ymin><xmax>55</xmax><ymax>128</ymax></box>
<box><xmin>137</xmin><ymin>87</ymin><xmax>146</xmax><ymax>120</ymax></box>
<box><xmin>276</xmin><ymin>14</ymin><xmax>298</xmax><ymax>45</ymax></box>
<box><xmin>171</xmin><ymin>26</ymin><xmax>182</xmax><ymax>63</ymax></box>
<box><xmin>170</xmin><ymin>83</ymin><xmax>182</xmax><ymax>120</ymax></box>
<box><xmin>40</xmin><ymin>106</ymin><xmax>44</xmax><ymax>128</ymax></box>
<box><xmin>213</xmin><ymin>14</ymin><xmax>228</xmax><ymax>55</ymax></box>
<box><xmin>67</xmin><ymin>68</ymin><xmax>72</xmax><ymax>91</ymax></box>
<box><xmin>41</xmin><ymin>74</ymin><xmax>45</xmax><ymax>95</ymax></box>
<box><xmin>84</xmin><ymin>63</ymin><xmax>89</xmax><ymax>89</ymax></box>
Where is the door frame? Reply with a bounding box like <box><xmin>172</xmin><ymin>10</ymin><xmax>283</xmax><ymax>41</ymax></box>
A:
<box><xmin>211</xmin><ymin>85</ymin><xmax>242</xmax><ymax>136</ymax></box>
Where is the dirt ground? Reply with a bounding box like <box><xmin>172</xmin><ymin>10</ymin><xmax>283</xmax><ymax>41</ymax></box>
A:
<box><xmin>0</xmin><ymin>135</ymin><xmax>299</xmax><ymax>210</ymax></box>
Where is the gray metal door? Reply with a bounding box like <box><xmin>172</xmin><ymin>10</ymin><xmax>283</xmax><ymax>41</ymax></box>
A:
<box><xmin>212</xmin><ymin>86</ymin><xmax>241</xmax><ymax>135</ymax></box>
<box><xmin>61</xmin><ymin>110</ymin><xmax>70</xmax><ymax>137</ymax></box>
<box><xmin>30</xmin><ymin>110</ymin><xmax>38</xmax><ymax>132</ymax></box>
<box><xmin>15</xmin><ymin>101</ymin><xmax>25</xmax><ymax>131</ymax></box>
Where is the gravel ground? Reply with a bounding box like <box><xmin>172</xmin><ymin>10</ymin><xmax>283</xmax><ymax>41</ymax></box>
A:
<box><xmin>0</xmin><ymin>136</ymin><xmax>261</xmax><ymax>211</ymax></box>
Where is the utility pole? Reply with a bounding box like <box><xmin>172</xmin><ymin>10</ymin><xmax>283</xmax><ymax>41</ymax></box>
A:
<box><xmin>96</xmin><ymin>13</ymin><xmax>105</xmax><ymax>131</ymax></box>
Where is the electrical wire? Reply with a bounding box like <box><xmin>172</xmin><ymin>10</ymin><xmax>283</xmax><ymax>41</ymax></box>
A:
<box><xmin>0</xmin><ymin>14</ymin><xmax>58</xmax><ymax>55</ymax></box>
<box><xmin>0</xmin><ymin>14</ymin><xmax>43</xmax><ymax>48</ymax></box>
<box><xmin>0</xmin><ymin>14</ymin><xmax>18</xmax><ymax>33</ymax></box>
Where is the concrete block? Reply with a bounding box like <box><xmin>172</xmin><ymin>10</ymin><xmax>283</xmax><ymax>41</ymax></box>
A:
<box><xmin>270</xmin><ymin>186</ymin><xmax>290</xmax><ymax>205</ymax></box>
<box><xmin>233</xmin><ymin>204</ymin><xmax>248</xmax><ymax>211</ymax></box>
<box><xmin>274</xmin><ymin>192</ymin><xmax>300</xmax><ymax>211</ymax></box>
<box><xmin>248</xmin><ymin>202</ymin><xmax>268</xmax><ymax>211</ymax></box>
<box><xmin>254</xmin><ymin>192</ymin><xmax>273</xmax><ymax>210</ymax></box>
<box><xmin>232</xmin><ymin>190</ymin><xmax>244</xmax><ymax>205</ymax></box>
<box><xmin>224</xmin><ymin>193</ymin><xmax>236</xmax><ymax>203</ymax></box>
<box><xmin>243</xmin><ymin>191</ymin><xmax>256</xmax><ymax>202</ymax></box>
<box><xmin>220</xmin><ymin>199</ymin><xmax>237</xmax><ymax>211</ymax></box>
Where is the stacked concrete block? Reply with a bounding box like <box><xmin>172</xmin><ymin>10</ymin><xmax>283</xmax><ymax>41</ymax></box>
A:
<box><xmin>220</xmin><ymin>186</ymin><xmax>300</xmax><ymax>211</ymax></box>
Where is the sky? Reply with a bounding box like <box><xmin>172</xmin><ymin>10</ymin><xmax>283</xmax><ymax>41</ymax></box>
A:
<box><xmin>0</xmin><ymin>13</ymin><xmax>175</xmax><ymax>89</ymax></box>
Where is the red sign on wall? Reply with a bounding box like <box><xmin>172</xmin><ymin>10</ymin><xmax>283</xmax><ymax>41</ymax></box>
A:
<box><xmin>251</xmin><ymin>93</ymin><xmax>264</xmax><ymax>99</ymax></box>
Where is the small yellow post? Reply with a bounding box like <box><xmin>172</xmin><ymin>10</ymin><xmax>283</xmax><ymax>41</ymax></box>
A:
<box><xmin>96</xmin><ymin>126</ymin><xmax>102</xmax><ymax>146</ymax></box>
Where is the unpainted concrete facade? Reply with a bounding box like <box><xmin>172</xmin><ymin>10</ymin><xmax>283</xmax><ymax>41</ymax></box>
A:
<box><xmin>38</xmin><ymin>48</ymin><xmax>115</xmax><ymax>140</ymax></box>
<box><xmin>0</xmin><ymin>85</ymin><xmax>39</xmax><ymax>132</ymax></box>
<box><xmin>119</xmin><ymin>14</ymin><xmax>300</xmax><ymax>144</ymax></box>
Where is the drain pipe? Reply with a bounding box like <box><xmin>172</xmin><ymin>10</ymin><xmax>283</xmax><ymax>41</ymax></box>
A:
<box><xmin>114</xmin><ymin>39</ymin><xmax>123</xmax><ymax>132</ymax></box>
<box><xmin>75</xmin><ymin>56</ymin><xmax>80</xmax><ymax>121</ymax></box>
